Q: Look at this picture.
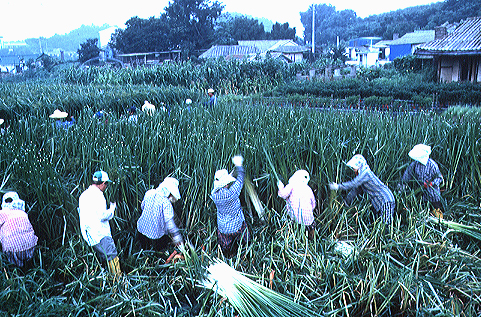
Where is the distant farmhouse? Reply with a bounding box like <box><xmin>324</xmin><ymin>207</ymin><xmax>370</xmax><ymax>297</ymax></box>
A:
<box><xmin>416</xmin><ymin>17</ymin><xmax>481</xmax><ymax>83</ymax></box>
<box><xmin>200</xmin><ymin>40</ymin><xmax>309</xmax><ymax>63</ymax></box>
<box><xmin>346</xmin><ymin>31</ymin><xmax>435</xmax><ymax>67</ymax></box>
<box><xmin>388</xmin><ymin>30</ymin><xmax>435</xmax><ymax>61</ymax></box>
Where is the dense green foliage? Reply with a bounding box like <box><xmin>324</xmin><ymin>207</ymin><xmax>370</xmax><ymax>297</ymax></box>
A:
<box><xmin>77</xmin><ymin>38</ymin><xmax>101</xmax><ymax>64</ymax></box>
<box><xmin>301</xmin><ymin>0</ymin><xmax>481</xmax><ymax>46</ymax></box>
<box><xmin>0</xmin><ymin>82</ymin><xmax>481</xmax><ymax>315</ymax></box>
<box><xmin>111</xmin><ymin>0</ymin><xmax>224</xmax><ymax>54</ymax></box>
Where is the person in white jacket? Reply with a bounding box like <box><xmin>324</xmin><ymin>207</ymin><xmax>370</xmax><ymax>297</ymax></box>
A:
<box><xmin>78</xmin><ymin>171</ymin><xmax>119</xmax><ymax>276</ymax></box>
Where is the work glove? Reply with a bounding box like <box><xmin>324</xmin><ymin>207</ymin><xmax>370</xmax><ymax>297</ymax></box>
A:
<box><xmin>423</xmin><ymin>181</ymin><xmax>433</xmax><ymax>189</ymax></box>
<box><xmin>329</xmin><ymin>183</ymin><xmax>339</xmax><ymax>191</ymax></box>
<box><xmin>277</xmin><ymin>180</ymin><xmax>284</xmax><ymax>190</ymax></box>
<box><xmin>232</xmin><ymin>155</ymin><xmax>244</xmax><ymax>167</ymax></box>
<box><xmin>172</xmin><ymin>234</ymin><xmax>184</xmax><ymax>247</ymax></box>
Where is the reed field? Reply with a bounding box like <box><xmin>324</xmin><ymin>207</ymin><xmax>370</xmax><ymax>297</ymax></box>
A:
<box><xmin>0</xmin><ymin>78</ymin><xmax>481</xmax><ymax>316</ymax></box>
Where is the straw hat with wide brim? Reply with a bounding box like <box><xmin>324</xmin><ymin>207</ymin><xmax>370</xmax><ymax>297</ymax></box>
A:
<box><xmin>49</xmin><ymin>109</ymin><xmax>68</xmax><ymax>119</ymax></box>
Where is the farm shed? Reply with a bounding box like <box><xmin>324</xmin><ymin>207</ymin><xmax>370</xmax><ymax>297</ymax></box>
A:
<box><xmin>117</xmin><ymin>50</ymin><xmax>181</xmax><ymax>67</ymax></box>
<box><xmin>200</xmin><ymin>40</ymin><xmax>308</xmax><ymax>62</ymax></box>
<box><xmin>415</xmin><ymin>17</ymin><xmax>481</xmax><ymax>83</ymax></box>
<box><xmin>389</xmin><ymin>30</ymin><xmax>435</xmax><ymax>61</ymax></box>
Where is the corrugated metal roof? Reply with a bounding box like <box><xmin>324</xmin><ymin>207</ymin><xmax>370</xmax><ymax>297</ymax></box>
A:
<box><xmin>389</xmin><ymin>30</ymin><xmax>435</xmax><ymax>45</ymax></box>
<box><xmin>199</xmin><ymin>45</ymin><xmax>261</xmax><ymax>59</ymax></box>
<box><xmin>416</xmin><ymin>17</ymin><xmax>481</xmax><ymax>55</ymax></box>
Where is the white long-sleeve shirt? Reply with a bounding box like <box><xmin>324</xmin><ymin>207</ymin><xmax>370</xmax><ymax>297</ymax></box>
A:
<box><xmin>78</xmin><ymin>185</ymin><xmax>115</xmax><ymax>246</ymax></box>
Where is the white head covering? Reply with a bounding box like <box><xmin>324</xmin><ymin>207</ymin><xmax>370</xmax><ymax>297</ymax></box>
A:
<box><xmin>157</xmin><ymin>177</ymin><xmax>181</xmax><ymax>200</ymax></box>
<box><xmin>212</xmin><ymin>169</ymin><xmax>236</xmax><ymax>194</ymax></box>
<box><xmin>2</xmin><ymin>191</ymin><xmax>26</xmax><ymax>211</ymax></box>
<box><xmin>207</xmin><ymin>88</ymin><xmax>215</xmax><ymax>94</ymax></box>
<box><xmin>49</xmin><ymin>109</ymin><xmax>68</xmax><ymax>119</ymax></box>
<box><xmin>346</xmin><ymin>154</ymin><xmax>368</xmax><ymax>172</ymax></box>
<box><xmin>0</xmin><ymin>118</ymin><xmax>4</xmax><ymax>126</ymax></box>
<box><xmin>408</xmin><ymin>144</ymin><xmax>431</xmax><ymax>165</ymax></box>
<box><xmin>288</xmin><ymin>170</ymin><xmax>310</xmax><ymax>185</ymax></box>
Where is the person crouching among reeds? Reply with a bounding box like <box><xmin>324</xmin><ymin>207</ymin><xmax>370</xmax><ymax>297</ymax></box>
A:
<box><xmin>211</xmin><ymin>155</ymin><xmax>250</xmax><ymax>257</ymax></box>
<box><xmin>329</xmin><ymin>154</ymin><xmax>395</xmax><ymax>224</ymax></box>
<box><xmin>277</xmin><ymin>170</ymin><xmax>316</xmax><ymax>240</ymax></box>
<box><xmin>0</xmin><ymin>192</ymin><xmax>38</xmax><ymax>268</ymax></box>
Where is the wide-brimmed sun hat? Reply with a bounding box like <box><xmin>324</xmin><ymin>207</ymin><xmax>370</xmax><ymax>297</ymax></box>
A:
<box><xmin>408</xmin><ymin>144</ymin><xmax>431</xmax><ymax>165</ymax></box>
<box><xmin>207</xmin><ymin>88</ymin><xmax>215</xmax><ymax>94</ymax></box>
<box><xmin>0</xmin><ymin>118</ymin><xmax>4</xmax><ymax>125</ymax></box>
<box><xmin>49</xmin><ymin>109</ymin><xmax>68</xmax><ymax>119</ymax></box>
<box><xmin>212</xmin><ymin>169</ymin><xmax>236</xmax><ymax>193</ymax></box>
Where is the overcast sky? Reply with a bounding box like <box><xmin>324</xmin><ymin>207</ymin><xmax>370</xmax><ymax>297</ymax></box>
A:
<box><xmin>1</xmin><ymin>0</ymin><xmax>443</xmax><ymax>41</ymax></box>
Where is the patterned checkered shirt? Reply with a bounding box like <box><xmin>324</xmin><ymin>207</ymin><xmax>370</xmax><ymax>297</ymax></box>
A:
<box><xmin>0</xmin><ymin>208</ymin><xmax>38</xmax><ymax>252</ymax></box>
<box><xmin>137</xmin><ymin>189</ymin><xmax>180</xmax><ymax>240</ymax></box>
<box><xmin>339</xmin><ymin>166</ymin><xmax>394</xmax><ymax>212</ymax></box>
<box><xmin>278</xmin><ymin>183</ymin><xmax>316</xmax><ymax>226</ymax></box>
<box><xmin>401</xmin><ymin>158</ymin><xmax>443</xmax><ymax>203</ymax></box>
<box><xmin>211</xmin><ymin>166</ymin><xmax>245</xmax><ymax>234</ymax></box>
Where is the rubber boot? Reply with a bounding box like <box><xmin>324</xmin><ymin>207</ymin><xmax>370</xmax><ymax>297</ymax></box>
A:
<box><xmin>431</xmin><ymin>208</ymin><xmax>443</xmax><ymax>219</ymax></box>
<box><xmin>108</xmin><ymin>256</ymin><xmax>121</xmax><ymax>280</ymax></box>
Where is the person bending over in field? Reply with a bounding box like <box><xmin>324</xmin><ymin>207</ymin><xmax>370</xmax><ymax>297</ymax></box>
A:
<box><xmin>398</xmin><ymin>144</ymin><xmax>444</xmax><ymax>218</ymax></box>
<box><xmin>0</xmin><ymin>192</ymin><xmax>38</xmax><ymax>268</ymax></box>
<box><xmin>277</xmin><ymin>170</ymin><xmax>316</xmax><ymax>240</ymax></box>
<box><xmin>137</xmin><ymin>177</ymin><xmax>183</xmax><ymax>251</ymax></box>
<box><xmin>329</xmin><ymin>154</ymin><xmax>395</xmax><ymax>224</ymax></box>
<box><xmin>211</xmin><ymin>155</ymin><xmax>250</xmax><ymax>257</ymax></box>
<box><xmin>78</xmin><ymin>171</ymin><xmax>120</xmax><ymax>277</ymax></box>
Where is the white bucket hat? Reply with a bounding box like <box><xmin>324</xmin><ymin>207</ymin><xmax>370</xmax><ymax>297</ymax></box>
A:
<box><xmin>408</xmin><ymin>144</ymin><xmax>431</xmax><ymax>165</ymax></box>
<box><xmin>185</xmin><ymin>98</ymin><xmax>192</xmax><ymax>105</ymax></box>
<box><xmin>346</xmin><ymin>154</ymin><xmax>367</xmax><ymax>170</ymax></box>
<box><xmin>157</xmin><ymin>177</ymin><xmax>181</xmax><ymax>200</ymax></box>
<box><xmin>2</xmin><ymin>191</ymin><xmax>25</xmax><ymax>211</ymax></box>
<box><xmin>212</xmin><ymin>169</ymin><xmax>236</xmax><ymax>194</ymax></box>
<box><xmin>207</xmin><ymin>88</ymin><xmax>215</xmax><ymax>94</ymax></box>
<box><xmin>49</xmin><ymin>109</ymin><xmax>68</xmax><ymax>119</ymax></box>
<box><xmin>0</xmin><ymin>118</ymin><xmax>4</xmax><ymax>126</ymax></box>
<box><xmin>288</xmin><ymin>170</ymin><xmax>310</xmax><ymax>185</ymax></box>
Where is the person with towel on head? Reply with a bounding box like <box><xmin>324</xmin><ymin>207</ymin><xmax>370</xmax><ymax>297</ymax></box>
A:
<box><xmin>329</xmin><ymin>154</ymin><xmax>395</xmax><ymax>224</ymax></box>
<box><xmin>78</xmin><ymin>171</ymin><xmax>120</xmax><ymax>277</ymax></box>
<box><xmin>278</xmin><ymin>170</ymin><xmax>317</xmax><ymax>240</ymax></box>
<box><xmin>137</xmin><ymin>177</ymin><xmax>183</xmax><ymax>251</ymax></box>
<box><xmin>142</xmin><ymin>100</ymin><xmax>156</xmax><ymax>116</ymax></box>
<box><xmin>211</xmin><ymin>155</ymin><xmax>249</xmax><ymax>257</ymax></box>
<box><xmin>0</xmin><ymin>192</ymin><xmax>38</xmax><ymax>268</ymax></box>
<box><xmin>399</xmin><ymin>144</ymin><xmax>444</xmax><ymax>218</ymax></box>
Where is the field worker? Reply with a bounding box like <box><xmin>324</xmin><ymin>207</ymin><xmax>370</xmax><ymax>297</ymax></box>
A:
<box><xmin>0</xmin><ymin>192</ymin><xmax>38</xmax><ymax>267</ymax></box>
<box><xmin>78</xmin><ymin>171</ymin><xmax>120</xmax><ymax>276</ymax></box>
<box><xmin>211</xmin><ymin>155</ymin><xmax>249</xmax><ymax>257</ymax></box>
<box><xmin>137</xmin><ymin>177</ymin><xmax>183</xmax><ymax>251</ymax></box>
<box><xmin>50</xmin><ymin>109</ymin><xmax>75</xmax><ymax>129</ymax></box>
<box><xmin>278</xmin><ymin>170</ymin><xmax>317</xmax><ymax>240</ymax></box>
<box><xmin>399</xmin><ymin>144</ymin><xmax>444</xmax><ymax>217</ymax></box>
<box><xmin>127</xmin><ymin>106</ymin><xmax>138</xmax><ymax>123</ymax></box>
<box><xmin>142</xmin><ymin>100</ymin><xmax>156</xmax><ymax>116</ymax></box>
<box><xmin>206</xmin><ymin>88</ymin><xmax>217</xmax><ymax>108</ymax></box>
<box><xmin>329</xmin><ymin>154</ymin><xmax>395</xmax><ymax>224</ymax></box>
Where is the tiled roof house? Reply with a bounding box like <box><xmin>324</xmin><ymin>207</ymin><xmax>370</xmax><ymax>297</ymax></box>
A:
<box><xmin>415</xmin><ymin>17</ymin><xmax>481</xmax><ymax>83</ymax></box>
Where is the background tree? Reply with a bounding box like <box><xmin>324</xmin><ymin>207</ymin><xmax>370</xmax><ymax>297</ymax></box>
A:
<box><xmin>266</xmin><ymin>22</ymin><xmax>296</xmax><ymax>40</ymax></box>
<box><xmin>215</xmin><ymin>14</ymin><xmax>266</xmax><ymax>44</ymax></box>
<box><xmin>77</xmin><ymin>38</ymin><xmax>100</xmax><ymax>63</ymax></box>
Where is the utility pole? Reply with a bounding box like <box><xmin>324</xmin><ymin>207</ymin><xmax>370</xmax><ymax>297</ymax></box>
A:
<box><xmin>312</xmin><ymin>6</ymin><xmax>315</xmax><ymax>54</ymax></box>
